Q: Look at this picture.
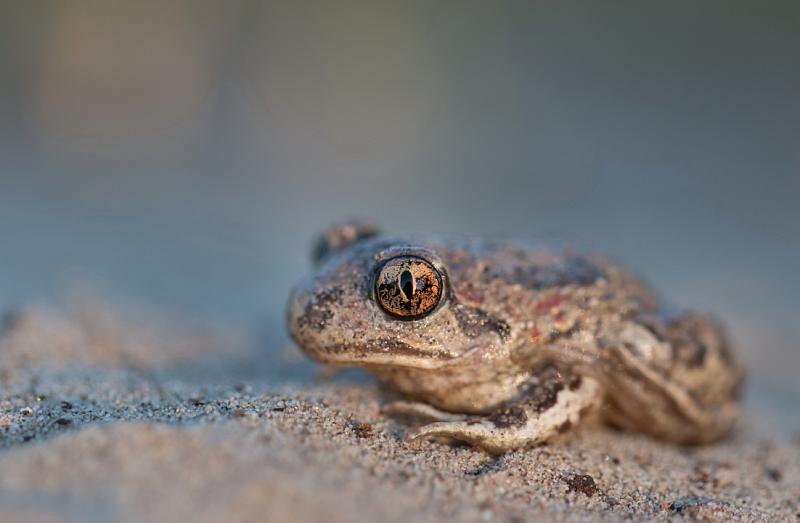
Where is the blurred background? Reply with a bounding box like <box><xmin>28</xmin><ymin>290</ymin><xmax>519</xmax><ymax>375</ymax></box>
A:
<box><xmin>1</xmin><ymin>2</ymin><xmax>797</xmax><ymax>427</ymax></box>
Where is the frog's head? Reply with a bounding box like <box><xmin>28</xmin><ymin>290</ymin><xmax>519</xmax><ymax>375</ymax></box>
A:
<box><xmin>286</xmin><ymin>223</ymin><xmax>510</xmax><ymax>370</ymax></box>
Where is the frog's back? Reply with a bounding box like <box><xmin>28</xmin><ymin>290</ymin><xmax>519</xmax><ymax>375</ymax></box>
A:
<box><xmin>432</xmin><ymin>239</ymin><xmax>659</xmax><ymax>348</ymax></box>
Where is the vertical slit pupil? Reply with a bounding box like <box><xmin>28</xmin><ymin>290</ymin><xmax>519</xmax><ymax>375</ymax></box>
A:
<box><xmin>400</xmin><ymin>270</ymin><xmax>414</xmax><ymax>300</ymax></box>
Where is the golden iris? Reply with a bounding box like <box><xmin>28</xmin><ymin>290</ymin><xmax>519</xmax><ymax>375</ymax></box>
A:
<box><xmin>375</xmin><ymin>256</ymin><xmax>443</xmax><ymax>319</ymax></box>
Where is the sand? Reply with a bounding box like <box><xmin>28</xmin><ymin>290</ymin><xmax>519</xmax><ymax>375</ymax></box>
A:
<box><xmin>0</xmin><ymin>305</ymin><xmax>797</xmax><ymax>523</ymax></box>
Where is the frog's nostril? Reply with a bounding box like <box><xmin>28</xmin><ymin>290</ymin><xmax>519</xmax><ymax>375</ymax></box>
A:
<box><xmin>400</xmin><ymin>270</ymin><xmax>414</xmax><ymax>301</ymax></box>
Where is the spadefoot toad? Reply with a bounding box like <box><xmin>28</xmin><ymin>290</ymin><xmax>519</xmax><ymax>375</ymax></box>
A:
<box><xmin>287</xmin><ymin>223</ymin><xmax>743</xmax><ymax>453</ymax></box>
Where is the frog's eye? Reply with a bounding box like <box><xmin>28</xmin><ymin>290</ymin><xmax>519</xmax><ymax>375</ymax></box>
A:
<box><xmin>375</xmin><ymin>256</ymin><xmax>443</xmax><ymax>319</ymax></box>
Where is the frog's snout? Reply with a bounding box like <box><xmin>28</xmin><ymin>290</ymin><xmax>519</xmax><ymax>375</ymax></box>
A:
<box><xmin>285</xmin><ymin>283</ymin><xmax>310</xmax><ymax>339</ymax></box>
<box><xmin>285</xmin><ymin>278</ymin><xmax>345</xmax><ymax>360</ymax></box>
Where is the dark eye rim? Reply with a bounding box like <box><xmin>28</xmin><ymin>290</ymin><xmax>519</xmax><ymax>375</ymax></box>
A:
<box><xmin>372</xmin><ymin>252</ymin><xmax>448</xmax><ymax>321</ymax></box>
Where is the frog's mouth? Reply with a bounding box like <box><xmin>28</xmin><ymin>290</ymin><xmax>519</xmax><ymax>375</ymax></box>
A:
<box><xmin>306</xmin><ymin>340</ymin><xmax>485</xmax><ymax>370</ymax></box>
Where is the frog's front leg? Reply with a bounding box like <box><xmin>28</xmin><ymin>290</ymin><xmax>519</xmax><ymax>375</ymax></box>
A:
<box><xmin>406</xmin><ymin>371</ymin><xmax>601</xmax><ymax>454</ymax></box>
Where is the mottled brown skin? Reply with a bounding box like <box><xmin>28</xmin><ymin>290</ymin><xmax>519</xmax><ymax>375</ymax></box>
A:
<box><xmin>287</xmin><ymin>224</ymin><xmax>743</xmax><ymax>454</ymax></box>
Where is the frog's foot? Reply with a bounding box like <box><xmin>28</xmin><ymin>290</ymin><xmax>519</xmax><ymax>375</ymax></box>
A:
<box><xmin>382</xmin><ymin>400</ymin><xmax>466</xmax><ymax>422</ymax></box>
<box><xmin>407</xmin><ymin>375</ymin><xmax>601</xmax><ymax>454</ymax></box>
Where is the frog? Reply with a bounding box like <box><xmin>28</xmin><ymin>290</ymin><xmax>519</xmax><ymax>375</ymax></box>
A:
<box><xmin>286</xmin><ymin>222</ymin><xmax>744</xmax><ymax>454</ymax></box>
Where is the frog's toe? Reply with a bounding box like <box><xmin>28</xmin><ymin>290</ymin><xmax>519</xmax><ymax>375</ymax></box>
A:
<box><xmin>382</xmin><ymin>401</ymin><xmax>465</xmax><ymax>422</ymax></box>
<box><xmin>406</xmin><ymin>420</ymin><xmax>512</xmax><ymax>454</ymax></box>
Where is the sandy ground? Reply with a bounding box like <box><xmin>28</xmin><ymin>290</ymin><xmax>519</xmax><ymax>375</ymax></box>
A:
<box><xmin>0</xmin><ymin>305</ymin><xmax>797</xmax><ymax>523</ymax></box>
